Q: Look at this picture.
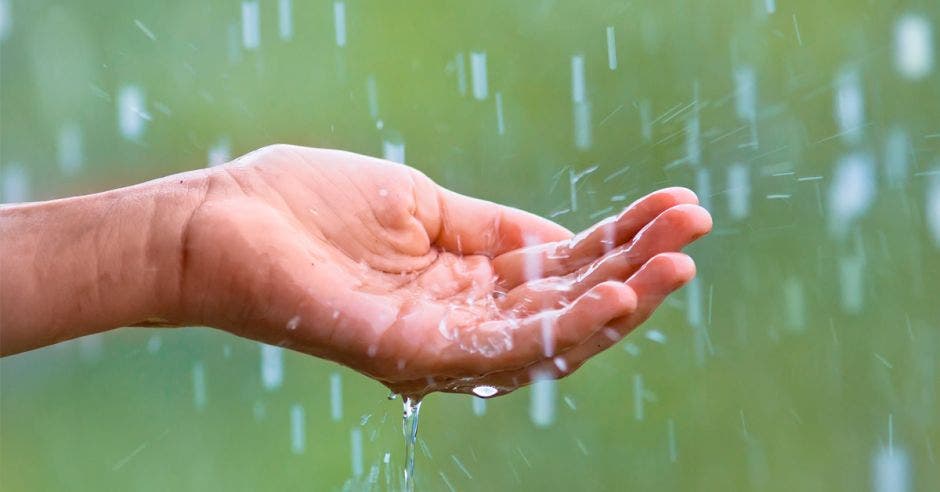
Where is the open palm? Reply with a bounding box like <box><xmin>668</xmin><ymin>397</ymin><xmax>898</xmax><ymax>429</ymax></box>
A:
<box><xmin>178</xmin><ymin>145</ymin><xmax>711</xmax><ymax>398</ymax></box>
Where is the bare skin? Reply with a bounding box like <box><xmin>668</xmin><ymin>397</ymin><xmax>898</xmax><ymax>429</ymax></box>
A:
<box><xmin>0</xmin><ymin>145</ymin><xmax>711</xmax><ymax>399</ymax></box>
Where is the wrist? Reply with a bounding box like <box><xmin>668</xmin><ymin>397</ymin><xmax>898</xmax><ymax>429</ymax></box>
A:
<box><xmin>130</xmin><ymin>170</ymin><xmax>211</xmax><ymax>326</ymax></box>
<box><xmin>0</xmin><ymin>170</ymin><xmax>209</xmax><ymax>354</ymax></box>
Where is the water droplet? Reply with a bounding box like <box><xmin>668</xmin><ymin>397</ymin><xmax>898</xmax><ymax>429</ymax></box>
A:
<box><xmin>471</xmin><ymin>385</ymin><xmax>498</xmax><ymax>398</ymax></box>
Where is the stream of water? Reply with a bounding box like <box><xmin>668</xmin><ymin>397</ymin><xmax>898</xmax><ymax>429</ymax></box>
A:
<box><xmin>401</xmin><ymin>397</ymin><xmax>422</xmax><ymax>492</ymax></box>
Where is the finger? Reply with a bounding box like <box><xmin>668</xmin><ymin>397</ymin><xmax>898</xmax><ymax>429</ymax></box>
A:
<box><xmin>439</xmin><ymin>281</ymin><xmax>637</xmax><ymax>376</ymax></box>
<box><xmin>433</xmin><ymin>187</ymin><xmax>573</xmax><ymax>257</ymax></box>
<box><xmin>554</xmin><ymin>252</ymin><xmax>698</xmax><ymax>371</ymax></box>
<box><xmin>498</xmin><ymin>203</ymin><xmax>711</xmax><ymax>310</ymax></box>
<box><xmin>564</xmin><ymin>204</ymin><xmax>711</xmax><ymax>299</ymax></box>
<box><xmin>471</xmin><ymin>253</ymin><xmax>698</xmax><ymax>393</ymax></box>
<box><xmin>493</xmin><ymin>187</ymin><xmax>699</xmax><ymax>289</ymax></box>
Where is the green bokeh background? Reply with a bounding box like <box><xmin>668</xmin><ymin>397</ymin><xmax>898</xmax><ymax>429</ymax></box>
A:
<box><xmin>2</xmin><ymin>0</ymin><xmax>939</xmax><ymax>490</ymax></box>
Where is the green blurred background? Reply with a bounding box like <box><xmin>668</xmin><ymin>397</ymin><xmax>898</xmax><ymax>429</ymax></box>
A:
<box><xmin>2</xmin><ymin>0</ymin><xmax>939</xmax><ymax>490</ymax></box>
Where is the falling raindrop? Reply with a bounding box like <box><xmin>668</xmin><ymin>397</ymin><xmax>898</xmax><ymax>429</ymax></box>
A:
<box><xmin>241</xmin><ymin>1</ymin><xmax>260</xmax><ymax>50</ymax></box>
<box><xmin>260</xmin><ymin>343</ymin><xmax>284</xmax><ymax>391</ymax></box>
<box><xmin>529</xmin><ymin>371</ymin><xmax>556</xmax><ymax>428</ymax></box>
<box><xmin>470</xmin><ymin>51</ymin><xmax>488</xmax><ymax>100</ymax></box>
<box><xmin>290</xmin><ymin>404</ymin><xmax>306</xmax><ymax>454</ymax></box>
<box><xmin>894</xmin><ymin>14</ymin><xmax>933</xmax><ymax>80</ymax></box>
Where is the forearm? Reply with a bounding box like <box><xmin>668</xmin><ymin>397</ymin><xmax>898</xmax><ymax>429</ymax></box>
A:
<box><xmin>0</xmin><ymin>171</ymin><xmax>208</xmax><ymax>355</ymax></box>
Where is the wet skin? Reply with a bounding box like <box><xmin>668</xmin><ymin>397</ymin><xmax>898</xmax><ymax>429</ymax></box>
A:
<box><xmin>179</xmin><ymin>145</ymin><xmax>712</xmax><ymax>398</ymax></box>
<box><xmin>0</xmin><ymin>144</ymin><xmax>712</xmax><ymax>400</ymax></box>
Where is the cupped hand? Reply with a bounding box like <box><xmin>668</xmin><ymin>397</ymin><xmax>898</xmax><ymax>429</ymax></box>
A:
<box><xmin>178</xmin><ymin>145</ymin><xmax>711</xmax><ymax>398</ymax></box>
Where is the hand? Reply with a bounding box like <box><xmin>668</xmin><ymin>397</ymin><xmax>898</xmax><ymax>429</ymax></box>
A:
<box><xmin>178</xmin><ymin>145</ymin><xmax>712</xmax><ymax>398</ymax></box>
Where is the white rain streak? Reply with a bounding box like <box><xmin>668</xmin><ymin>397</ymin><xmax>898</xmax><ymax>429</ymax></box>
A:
<box><xmin>382</xmin><ymin>139</ymin><xmax>405</xmax><ymax>164</ymax></box>
<box><xmin>828</xmin><ymin>153</ymin><xmax>876</xmax><ymax>236</ymax></box>
<box><xmin>573</xmin><ymin>100</ymin><xmax>592</xmax><ymax>150</ymax></box>
<box><xmin>645</xmin><ymin>329</ymin><xmax>667</xmax><ymax>344</ymax></box>
<box><xmin>783</xmin><ymin>277</ymin><xmax>806</xmax><ymax>331</ymax></box>
<box><xmin>734</xmin><ymin>66</ymin><xmax>757</xmax><ymax>123</ymax></box>
<box><xmin>734</xmin><ymin>65</ymin><xmax>758</xmax><ymax>147</ymax></box>
<box><xmin>883</xmin><ymin>127</ymin><xmax>910</xmax><ymax>188</ymax></box>
<box><xmin>207</xmin><ymin>138</ymin><xmax>231</xmax><ymax>167</ymax></box>
<box><xmin>366</xmin><ymin>76</ymin><xmax>379</xmax><ymax>120</ymax></box>
<box><xmin>540</xmin><ymin>317</ymin><xmax>554</xmax><ymax>358</ymax></box>
<box><xmin>571</xmin><ymin>55</ymin><xmax>586</xmax><ymax>103</ymax></box>
<box><xmin>350</xmin><ymin>428</ymin><xmax>363</xmax><ymax>476</ymax></box>
<box><xmin>330</xmin><ymin>372</ymin><xmax>343</xmax><ymax>421</ymax></box>
<box><xmin>639</xmin><ymin>100</ymin><xmax>652</xmax><ymax>142</ymax></box>
<box><xmin>834</xmin><ymin>68</ymin><xmax>864</xmax><ymax>144</ymax></box>
<box><xmin>571</xmin><ymin>55</ymin><xmax>591</xmax><ymax>149</ymax></box>
<box><xmin>894</xmin><ymin>15</ymin><xmax>933</xmax><ymax>80</ymax></box>
<box><xmin>606</xmin><ymin>27</ymin><xmax>618</xmax><ymax>70</ymax></box>
<box><xmin>495</xmin><ymin>92</ymin><xmax>506</xmax><ymax>135</ymax></box>
<box><xmin>570</xmin><ymin>165</ymin><xmax>597</xmax><ymax>203</ymax></box>
<box><xmin>523</xmin><ymin>234</ymin><xmax>544</xmax><ymax>281</ymax></box>
<box><xmin>227</xmin><ymin>23</ymin><xmax>241</xmax><ymax>63</ymax></box>
<box><xmin>455</xmin><ymin>53</ymin><xmax>467</xmax><ymax>96</ymax></box>
<box><xmin>241</xmin><ymin>1</ymin><xmax>260</xmax><ymax>50</ymax></box>
<box><xmin>727</xmin><ymin>163</ymin><xmax>751</xmax><ymax>220</ymax></box>
<box><xmin>470</xmin><ymin>51</ymin><xmax>488</xmax><ymax>100</ymax></box>
<box><xmin>290</xmin><ymin>404</ymin><xmax>306</xmax><ymax>454</ymax></box>
<box><xmin>873</xmin><ymin>447</ymin><xmax>910</xmax><ymax>492</ymax></box>
<box><xmin>633</xmin><ymin>374</ymin><xmax>644</xmax><ymax>421</ymax></box>
<box><xmin>696</xmin><ymin>168</ymin><xmax>711</xmax><ymax>211</ymax></box>
<box><xmin>667</xmin><ymin>419</ymin><xmax>678</xmax><ymax>462</ymax></box>
<box><xmin>260</xmin><ymin>343</ymin><xmax>284</xmax><ymax>391</ymax></box>
<box><xmin>117</xmin><ymin>85</ymin><xmax>148</xmax><ymax>140</ymax></box>
<box><xmin>764</xmin><ymin>0</ymin><xmax>776</xmax><ymax>15</ymax></box>
<box><xmin>0</xmin><ymin>0</ymin><xmax>10</xmax><ymax>42</ymax></box>
<box><xmin>333</xmin><ymin>1</ymin><xmax>347</xmax><ymax>47</ymax></box>
<box><xmin>146</xmin><ymin>335</ymin><xmax>162</xmax><ymax>354</ymax></box>
<box><xmin>687</xmin><ymin>277</ymin><xmax>707</xmax><ymax>365</ymax></box>
<box><xmin>57</xmin><ymin>123</ymin><xmax>83</xmax><ymax>175</ymax></box>
<box><xmin>927</xmin><ymin>171</ymin><xmax>940</xmax><ymax>248</ymax></box>
<box><xmin>687</xmin><ymin>276</ymin><xmax>703</xmax><ymax>328</ymax></box>
<box><xmin>472</xmin><ymin>397</ymin><xmax>486</xmax><ymax>416</ymax></box>
<box><xmin>685</xmin><ymin>110</ymin><xmax>701</xmax><ymax>165</ymax></box>
<box><xmin>134</xmin><ymin>19</ymin><xmax>156</xmax><ymax>41</ymax></box>
<box><xmin>529</xmin><ymin>372</ymin><xmax>556</xmax><ymax>428</ymax></box>
<box><xmin>839</xmin><ymin>253</ymin><xmax>865</xmax><ymax>314</ymax></box>
<box><xmin>278</xmin><ymin>0</ymin><xmax>292</xmax><ymax>41</ymax></box>
<box><xmin>193</xmin><ymin>361</ymin><xmax>207</xmax><ymax>411</ymax></box>
<box><xmin>793</xmin><ymin>14</ymin><xmax>803</xmax><ymax>46</ymax></box>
